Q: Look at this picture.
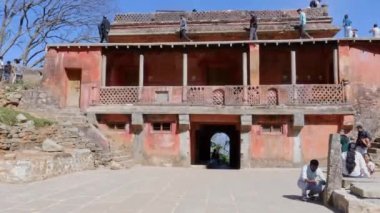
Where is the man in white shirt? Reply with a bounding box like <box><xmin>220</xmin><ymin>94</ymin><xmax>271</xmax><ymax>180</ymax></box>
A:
<box><xmin>342</xmin><ymin>143</ymin><xmax>370</xmax><ymax>177</ymax></box>
<box><xmin>297</xmin><ymin>159</ymin><xmax>326</xmax><ymax>201</ymax></box>
<box><xmin>369</xmin><ymin>24</ymin><xmax>380</xmax><ymax>38</ymax></box>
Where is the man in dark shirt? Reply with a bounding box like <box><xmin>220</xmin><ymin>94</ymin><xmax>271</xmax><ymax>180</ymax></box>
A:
<box><xmin>98</xmin><ymin>16</ymin><xmax>111</xmax><ymax>43</ymax></box>
<box><xmin>356</xmin><ymin>124</ymin><xmax>372</xmax><ymax>155</ymax></box>
<box><xmin>249</xmin><ymin>14</ymin><xmax>258</xmax><ymax>40</ymax></box>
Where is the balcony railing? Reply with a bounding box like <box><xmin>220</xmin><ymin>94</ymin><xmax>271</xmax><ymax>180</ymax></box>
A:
<box><xmin>95</xmin><ymin>84</ymin><xmax>346</xmax><ymax>106</ymax></box>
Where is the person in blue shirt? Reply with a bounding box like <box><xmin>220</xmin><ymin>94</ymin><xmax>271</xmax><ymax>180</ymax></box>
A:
<box><xmin>343</xmin><ymin>14</ymin><xmax>353</xmax><ymax>38</ymax></box>
<box><xmin>297</xmin><ymin>9</ymin><xmax>312</xmax><ymax>39</ymax></box>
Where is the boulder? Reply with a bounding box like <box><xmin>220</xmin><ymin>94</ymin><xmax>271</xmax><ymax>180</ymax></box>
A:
<box><xmin>110</xmin><ymin>161</ymin><xmax>123</xmax><ymax>170</ymax></box>
<box><xmin>42</xmin><ymin>139</ymin><xmax>63</xmax><ymax>152</ymax></box>
<box><xmin>16</xmin><ymin>114</ymin><xmax>28</xmax><ymax>123</ymax></box>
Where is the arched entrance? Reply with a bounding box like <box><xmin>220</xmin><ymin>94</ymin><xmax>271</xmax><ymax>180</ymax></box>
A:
<box><xmin>192</xmin><ymin>124</ymin><xmax>240</xmax><ymax>169</ymax></box>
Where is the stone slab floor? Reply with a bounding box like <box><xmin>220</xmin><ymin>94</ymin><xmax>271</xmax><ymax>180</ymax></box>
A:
<box><xmin>0</xmin><ymin>167</ymin><xmax>335</xmax><ymax>213</ymax></box>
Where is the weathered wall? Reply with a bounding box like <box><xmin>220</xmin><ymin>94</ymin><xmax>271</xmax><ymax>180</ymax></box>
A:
<box><xmin>250</xmin><ymin>115</ymin><xmax>341</xmax><ymax>167</ymax></box>
<box><xmin>145</xmin><ymin>50</ymin><xmax>183</xmax><ymax>86</ymax></box>
<box><xmin>300</xmin><ymin>115</ymin><xmax>340</xmax><ymax>163</ymax></box>
<box><xmin>339</xmin><ymin>42</ymin><xmax>380</xmax><ymax>137</ymax></box>
<box><xmin>142</xmin><ymin>115</ymin><xmax>181</xmax><ymax>165</ymax></box>
<box><xmin>106</xmin><ymin>51</ymin><xmax>139</xmax><ymax>86</ymax></box>
<box><xmin>250</xmin><ymin>115</ymin><xmax>293</xmax><ymax>166</ymax></box>
<box><xmin>260</xmin><ymin>43</ymin><xmax>335</xmax><ymax>84</ymax></box>
<box><xmin>0</xmin><ymin>149</ymin><xmax>94</xmax><ymax>183</ymax></box>
<box><xmin>188</xmin><ymin>47</ymin><xmax>244</xmax><ymax>85</ymax></box>
<box><xmin>43</xmin><ymin>48</ymin><xmax>102</xmax><ymax>110</ymax></box>
<box><xmin>97</xmin><ymin>114</ymin><xmax>134</xmax><ymax>147</ymax></box>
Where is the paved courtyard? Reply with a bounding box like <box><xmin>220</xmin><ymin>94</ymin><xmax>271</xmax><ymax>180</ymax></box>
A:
<box><xmin>0</xmin><ymin>167</ymin><xmax>335</xmax><ymax>213</ymax></box>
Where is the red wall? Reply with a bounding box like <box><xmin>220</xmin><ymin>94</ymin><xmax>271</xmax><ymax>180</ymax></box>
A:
<box><xmin>251</xmin><ymin>115</ymin><xmax>293</xmax><ymax>164</ymax></box>
<box><xmin>188</xmin><ymin>47</ymin><xmax>244</xmax><ymax>85</ymax></box>
<box><xmin>250</xmin><ymin>115</ymin><xmax>341</xmax><ymax>165</ymax></box>
<box><xmin>260</xmin><ymin>44</ymin><xmax>335</xmax><ymax>85</ymax></box>
<box><xmin>300</xmin><ymin>115</ymin><xmax>340</xmax><ymax>163</ymax></box>
<box><xmin>339</xmin><ymin>42</ymin><xmax>380</xmax><ymax>87</ymax></box>
<box><xmin>143</xmin><ymin>115</ymin><xmax>180</xmax><ymax>157</ymax></box>
<box><xmin>106</xmin><ymin>51</ymin><xmax>139</xmax><ymax>86</ymax></box>
<box><xmin>43</xmin><ymin>48</ymin><xmax>102</xmax><ymax>110</ymax></box>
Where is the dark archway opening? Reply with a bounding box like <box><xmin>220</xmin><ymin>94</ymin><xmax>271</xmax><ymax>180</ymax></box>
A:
<box><xmin>193</xmin><ymin>124</ymin><xmax>240</xmax><ymax>169</ymax></box>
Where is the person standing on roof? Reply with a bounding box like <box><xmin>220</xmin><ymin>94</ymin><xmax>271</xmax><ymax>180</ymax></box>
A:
<box><xmin>98</xmin><ymin>16</ymin><xmax>111</xmax><ymax>43</ymax></box>
<box><xmin>343</xmin><ymin>14</ymin><xmax>353</xmax><ymax>38</ymax></box>
<box><xmin>179</xmin><ymin>15</ymin><xmax>192</xmax><ymax>42</ymax></box>
<box><xmin>369</xmin><ymin>24</ymin><xmax>380</xmax><ymax>38</ymax></box>
<box><xmin>249</xmin><ymin>14</ymin><xmax>258</xmax><ymax>40</ymax></box>
<box><xmin>297</xmin><ymin>9</ymin><xmax>313</xmax><ymax>39</ymax></box>
<box><xmin>309</xmin><ymin>0</ymin><xmax>321</xmax><ymax>8</ymax></box>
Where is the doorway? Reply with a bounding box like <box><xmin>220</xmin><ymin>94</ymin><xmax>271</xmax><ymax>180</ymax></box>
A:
<box><xmin>193</xmin><ymin>124</ymin><xmax>241</xmax><ymax>169</ymax></box>
<box><xmin>66</xmin><ymin>69</ymin><xmax>82</xmax><ymax>107</ymax></box>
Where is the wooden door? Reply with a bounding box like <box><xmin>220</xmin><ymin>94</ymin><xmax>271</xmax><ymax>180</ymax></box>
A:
<box><xmin>66</xmin><ymin>69</ymin><xmax>81</xmax><ymax>107</ymax></box>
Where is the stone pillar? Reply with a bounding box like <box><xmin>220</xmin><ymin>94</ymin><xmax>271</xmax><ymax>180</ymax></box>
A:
<box><xmin>291</xmin><ymin>50</ymin><xmax>297</xmax><ymax>85</ymax></box>
<box><xmin>338</xmin><ymin>45</ymin><xmax>352</xmax><ymax>102</ymax></box>
<box><xmin>243</xmin><ymin>52</ymin><xmax>248</xmax><ymax>86</ymax></box>
<box><xmin>240</xmin><ymin>115</ymin><xmax>252</xmax><ymax>168</ymax></box>
<box><xmin>178</xmin><ymin>114</ymin><xmax>191</xmax><ymax>166</ymax></box>
<box><xmin>324</xmin><ymin>134</ymin><xmax>342</xmax><ymax>206</ymax></box>
<box><xmin>139</xmin><ymin>54</ymin><xmax>144</xmax><ymax>87</ymax></box>
<box><xmin>333</xmin><ymin>48</ymin><xmax>339</xmax><ymax>84</ymax></box>
<box><xmin>293</xmin><ymin>113</ymin><xmax>304</xmax><ymax>164</ymax></box>
<box><xmin>249</xmin><ymin>44</ymin><xmax>260</xmax><ymax>85</ymax></box>
<box><xmin>131</xmin><ymin>113</ymin><xmax>144</xmax><ymax>162</ymax></box>
<box><xmin>101</xmin><ymin>54</ymin><xmax>107</xmax><ymax>86</ymax></box>
<box><xmin>183</xmin><ymin>53</ymin><xmax>188</xmax><ymax>87</ymax></box>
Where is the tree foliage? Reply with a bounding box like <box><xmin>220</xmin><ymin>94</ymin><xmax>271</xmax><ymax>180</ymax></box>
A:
<box><xmin>0</xmin><ymin>0</ymin><xmax>115</xmax><ymax>67</ymax></box>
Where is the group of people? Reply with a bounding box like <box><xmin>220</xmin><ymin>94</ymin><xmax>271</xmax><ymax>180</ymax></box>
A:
<box><xmin>0</xmin><ymin>57</ymin><xmax>24</xmax><ymax>84</ymax></box>
<box><xmin>343</xmin><ymin>14</ymin><xmax>380</xmax><ymax>38</ymax></box>
<box><xmin>177</xmin><ymin>1</ymin><xmax>380</xmax><ymax>42</ymax></box>
<box><xmin>297</xmin><ymin>124</ymin><xmax>376</xmax><ymax>202</ymax></box>
<box><xmin>341</xmin><ymin>124</ymin><xmax>376</xmax><ymax>177</ymax></box>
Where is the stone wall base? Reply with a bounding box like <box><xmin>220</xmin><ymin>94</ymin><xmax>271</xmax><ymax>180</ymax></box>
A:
<box><xmin>0</xmin><ymin>149</ymin><xmax>94</xmax><ymax>183</ymax></box>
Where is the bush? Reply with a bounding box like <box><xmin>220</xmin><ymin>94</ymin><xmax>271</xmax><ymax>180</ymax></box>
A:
<box><xmin>0</xmin><ymin>107</ymin><xmax>53</xmax><ymax>127</ymax></box>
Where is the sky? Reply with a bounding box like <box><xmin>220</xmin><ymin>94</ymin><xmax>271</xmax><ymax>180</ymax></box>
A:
<box><xmin>115</xmin><ymin>0</ymin><xmax>379</xmax><ymax>38</ymax></box>
<box><xmin>5</xmin><ymin>0</ymin><xmax>380</xmax><ymax>63</ymax></box>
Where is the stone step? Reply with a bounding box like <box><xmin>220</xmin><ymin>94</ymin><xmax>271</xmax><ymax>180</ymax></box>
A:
<box><xmin>111</xmin><ymin>152</ymin><xmax>132</xmax><ymax>158</ymax></box>
<box><xmin>350</xmin><ymin>183</ymin><xmax>380</xmax><ymax>198</ymax></box>
<box><xmin>371</xmin><ymin>143</ymin><xmax>380</xmax><ymax>149</ymax></box>
<box><xmin>368</xmin><ymin>148</ymin><xmax>380</xmax><ymax>154</ymax></box>
<box><xmin>332</xmin><ymin>189</ymin><xmax>380</xmax><ymax>213</ymax></box>
<box><xmin>112</xmin><ymin>156</ymin><xmax>133</xmax><ymax>162</ymax></box>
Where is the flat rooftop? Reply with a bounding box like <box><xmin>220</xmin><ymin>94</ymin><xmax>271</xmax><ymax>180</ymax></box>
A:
<box><xmin>46</xmin><ymin>38</ymin><xmax>380</xmax><ymax>49</ymax></box>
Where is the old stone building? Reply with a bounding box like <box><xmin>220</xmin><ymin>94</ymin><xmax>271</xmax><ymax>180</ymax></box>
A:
<box><xmin>42</xmin><ymin>7</ymin><xmax>380</xmax><ymax>169</ymax></box>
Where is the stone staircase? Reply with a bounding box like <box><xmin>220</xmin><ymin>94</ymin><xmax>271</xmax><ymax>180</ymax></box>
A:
<box><xmin>334</xmin><ymin>175</ymin><xmax>380</xmax><ymax>212</ymax></box>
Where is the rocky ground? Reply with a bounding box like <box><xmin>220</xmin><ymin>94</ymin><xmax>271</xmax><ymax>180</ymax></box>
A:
<box><xmin>0</xmin><ymin>83</ymin><xmax>106</xmax><ymax>183</ymax></box>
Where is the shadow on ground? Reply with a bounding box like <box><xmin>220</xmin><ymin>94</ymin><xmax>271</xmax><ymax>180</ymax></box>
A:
<box><xmin>282</xmin><ymin>195</ymin><xmax>339</xmax><ymax>212</ymax></box>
